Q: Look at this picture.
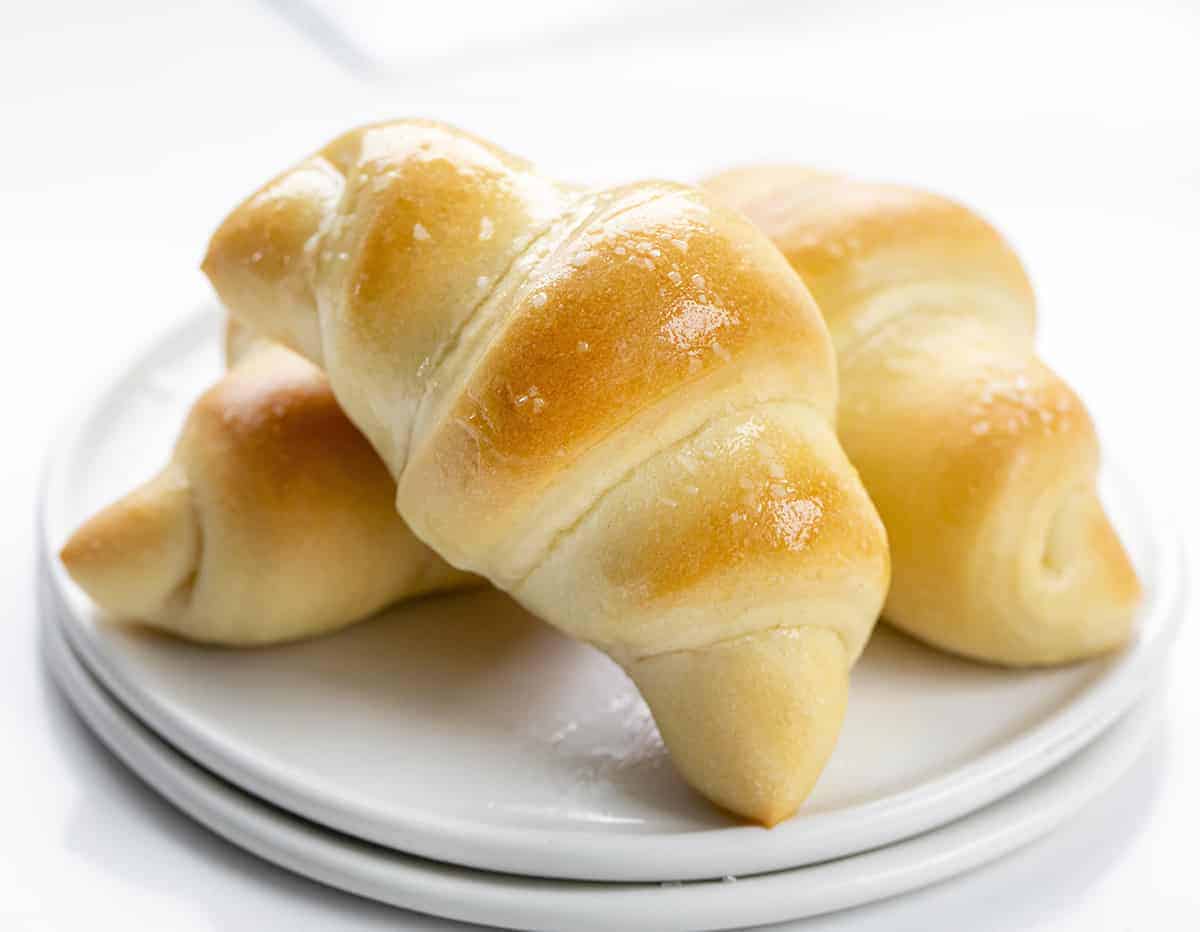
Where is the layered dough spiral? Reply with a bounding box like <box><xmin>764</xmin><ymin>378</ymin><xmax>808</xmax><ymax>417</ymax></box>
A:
<box><xmin>705</xmin><ymin>166</ymin><xmax>1140</xmax><ymax>665</ymax></box>
<box><xmin>203</xmin><ymin>121</ymin><xmax>889</xmax><ymax>824</ymax></box>
<box><xmin>61</xmin><ymin>333</ymin><xmax>475</xmax><ymax>646</ymax></box>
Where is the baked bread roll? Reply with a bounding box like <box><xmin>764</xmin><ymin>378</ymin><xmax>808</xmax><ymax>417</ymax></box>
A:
<box><xmin>203</xmin><ymin>120</ymin><xmax>889</xmax><ymax>825</ymax></box>
<box><xmin>704</xmin><ymin>166</ymin><xmax>1140</xmax><ymax>666</ymax></box>
<box><xmin>60</xmin><ymin>335</ymin><xmax>476</xmax><ymax>646</ymax></box>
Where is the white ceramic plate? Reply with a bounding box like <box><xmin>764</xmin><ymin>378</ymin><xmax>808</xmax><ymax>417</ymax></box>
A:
<box><xmin>41</xmin><ymin>582</ymin><xmax>1160</xmax><ymax>932</ymax></box>
<box><xmin>40</xmin><ymin>308</ymin><xmax>1185</xmax><ymax>882</ymax></box>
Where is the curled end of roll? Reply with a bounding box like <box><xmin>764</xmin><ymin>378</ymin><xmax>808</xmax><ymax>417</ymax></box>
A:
<box><xmin>1018</xmin><ymin>485</ymin><xmax>1142</xmax><ymax>664</ymax></box>
<box><xmin>624</xmin><ymin>626</ymin><xmax>849</xmax><ymax>827</ymax></box>
<box><xmin>59</xmin><ymin>466</ymin><xmax>199</xmax><ymax>623</ymax></box>
<box><xmin>202</xmin><ymin>158</ymin><xmax>339</xmax><ymax>366</ymax></box>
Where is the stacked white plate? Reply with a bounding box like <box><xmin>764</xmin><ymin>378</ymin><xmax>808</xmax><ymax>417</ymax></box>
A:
<box><xmin>39</xmin><ymin>309</ymin><xmax>1186</xmax><ymax>931</ymax></box>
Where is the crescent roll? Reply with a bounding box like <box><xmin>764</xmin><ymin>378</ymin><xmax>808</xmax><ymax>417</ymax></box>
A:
<box><xmin>704</xmin><ymin>166</ymin><xmax>1140</xmax><ymax>666</ymax></box>
<box><xmin>203</xmin><ymin>120</ymin><xmax>889</xmax><ymax>825</ymax></box>
<box><xmin>60</xmin><ymin>336</ymin><xmax>476</xmax><ymax>646</ymax></box>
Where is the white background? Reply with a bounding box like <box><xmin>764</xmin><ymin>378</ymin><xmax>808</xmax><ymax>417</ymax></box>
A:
<box><xmin>1</xmin><ymin>1</ymin><xmax>1197</xmax><ymax>928</ymax></box>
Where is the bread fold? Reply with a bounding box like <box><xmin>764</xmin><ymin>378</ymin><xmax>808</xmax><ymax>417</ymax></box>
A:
<box><xmin>203</xmin><ymin>120</ymin><xmax>890</xmax><ymax>823</ymax></box>
<box><xmin>705</xmin><ymin>166</ymin><xmax>1140</xmax><ymax>665</ymax></box>
<box><xmin>61</xmin><ymin>339</ymin><xmax>477</xmax><ymax>645</ymax></box>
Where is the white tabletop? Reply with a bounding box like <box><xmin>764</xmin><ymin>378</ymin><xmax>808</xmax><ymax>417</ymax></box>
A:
<box><xmin>2</xmin><ymin>2</ymin><xmax>1197</xmax><ymax>928</ymax></box>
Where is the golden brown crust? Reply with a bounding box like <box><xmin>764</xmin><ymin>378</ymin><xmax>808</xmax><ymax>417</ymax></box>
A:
<box><xmin>203</xmin><ymin>163</ymin><xmax>342</xmax><ymax>364</ymax></box>
<box><xmin>185</xmin><ymin>346</ymin><xmax>393</xmax><ymax>534</ymax></box>
<box><xmin>702</xmin><ymin>166</ymin><xmax>1034</xmax><ymax>311</ymax></box>
<box><xmin>705</xmin><ymin>165</ymin><xmax>1140</xmax><ymax>665</ymax></box>
<box><xmin>455</xmin><ymin>191</ymin><xmax>829</xmax><ymax>466</ymax></box>
<box><xmin>593</xmin><ymin>409</ymin><xmax>886</xmax><ymax>642</ymax></box>
<box><xmin>203</xmin><ymin>121</ymin><xmax>890</xmax><ymax>823</ymax></box>
<box><xmin>410</xmin><ymin>186</ymin><xmax>840</xmax><ymax>569</ymax></box>
<box><xmin>61</xmin><ymin>343</ymin><xmax>477</xmax><ymax>645</ymax></box>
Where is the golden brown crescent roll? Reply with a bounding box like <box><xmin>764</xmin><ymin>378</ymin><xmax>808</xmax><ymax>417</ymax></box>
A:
<box><xmin>60</xmin><ymin>337</ymin><xmax>477</xmax><ymax>646</ymax></box>
<box><xmin>704</xmin><ymin>166</ymin><xmax>1140</xmax><ymax>666</ymax></box>
<box><xmin>203</xmin><ymin>120</ymin><xmax>889</xmax><ymax>825</ymax></box>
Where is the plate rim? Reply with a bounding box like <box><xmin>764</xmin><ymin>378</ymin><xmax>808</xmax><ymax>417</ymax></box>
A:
<box><xmin>41</xmin><ymin>578</ymin><xmax>1161</xmax><ymax>932</ymax></box>
<box><xmin>38</xmin><ymin>306</ymin><xmax>1189</xmax><ymax>882</ymax></box>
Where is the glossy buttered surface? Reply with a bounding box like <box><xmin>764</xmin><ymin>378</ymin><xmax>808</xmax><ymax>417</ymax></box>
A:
<box><xmin>704</xmin><ymin>167</ymin><xmax>1141</xmax><ymax>667</ymax></box>
<box><xmin>40</xmin><ymin>311</ymin><xmax>1183</xmax><ymax>882</ymax></box>
<box><xmin>8</xmin><ymin>2</ymin><xmax>1200</xmax><ymax>928</ymax></box>
<box><xmin>204</xmin><ymin>120</ymin><xmax>891</xmax><ymax>825</ymax></box>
